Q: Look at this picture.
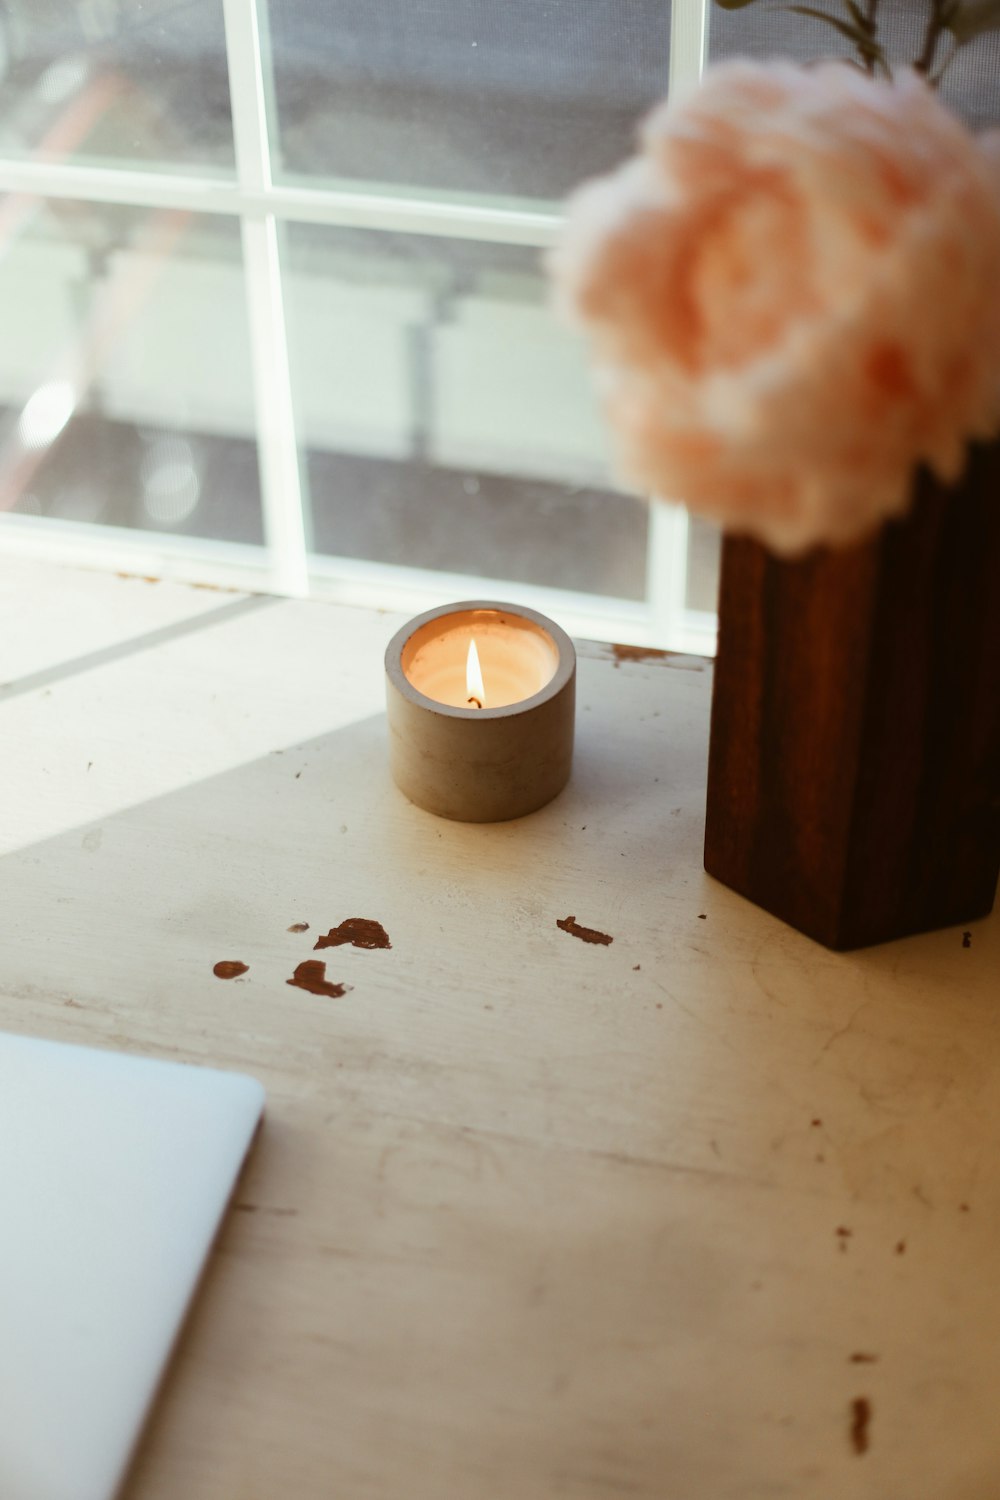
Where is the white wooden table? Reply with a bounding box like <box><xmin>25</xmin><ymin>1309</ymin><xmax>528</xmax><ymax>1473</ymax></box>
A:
<box><xmin>2</xmin><ymin>557</ymin><xmax>998</xmax><ymax>1500</ymax></box>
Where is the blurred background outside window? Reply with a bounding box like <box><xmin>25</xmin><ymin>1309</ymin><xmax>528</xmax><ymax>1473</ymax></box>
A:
<box><xmin>0</xmin><ymin>2</ymin><xmax>995</xmax><ymax>649</ymax></box>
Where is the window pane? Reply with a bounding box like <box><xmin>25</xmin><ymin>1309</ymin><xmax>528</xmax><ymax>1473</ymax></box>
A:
<box><xmin>284</xmin><ymin>225</ymin><xmax>647</xmax><ymax>598</ymax></box>
<box><xmin>686</xmin><ymin>517</ymin><xmax>721</xmax><ymax>614</ymax></box>
<box><xmin>0</xmin><ymin>2</ymin><xmax>234</xmax><ymax>172</ymax></box>
<box><xmin>708</xmin><ymin>1</ymin><xmax>1000</xmax><ymax>129</ymax></box>
<box><xmin>0</xmin><ymin>201</ymin><xmax>262</xmax><ymax>543</ymax></box>
<box><xmin>267</xmin><ymin>0</ymin><xmax>671</xmax><ymax>199</ymax></box>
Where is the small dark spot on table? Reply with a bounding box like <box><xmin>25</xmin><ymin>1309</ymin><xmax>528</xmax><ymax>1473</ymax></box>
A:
<box><xmin>698</xmin><ymin>913</ymin><xmax>707</xmax><ymax>920</ymax></box>
<box><xmin>962</xmin><ymin>931</ymin><xmax>972</xmax><ymax>948</ymax></box>
<box><xmin>315</xmin><ymin>917</ymin><xmax>391</xmax><ymax>951</ymax></box>
<box><xmin>895</xmin><ymin>1240</ymin><xmax>906</xmax><ymax>1255</ymax></box>
<box><xmin>287</xmin><ymin>960</ymin><xmax>349</xmax><ymax>998</ymax></box>
<box><xmin>632</xmin><ymin>964</ymin><xmax>641</xmax><ymax>971</ymax></box>
<box><xmin>213</xmin><ymin>960</ymin><xmax>249</xmax><ymax>980</ymax></box>
<box><xmin>836</xmin><ymin>1226</ymin><xmax>852</xmax><ymax>1252</ymax></box>
<box><xmin>849</xmin><ymin>1353</ymin><xmax>878</xmax><ymax>1364</ymax></box>
<box><xmin>86</xmin><ymin>761</ymin><xmax>93</xmax><ymax>771</ymax></box>
<box><xmin>295</xmin><ymin>771</ymin><xmax>302</xmax><ymax>779</ymax></box>
<box><xmin>287</xmin><ymin>922</ymin><xmax>310</xmax><ymax>933</ymax></box>
<box><xmin>960</xmin><ymin>1202</ymin><xmax>971</xmax><ymax>1213</ymax></box>
<box><xmin>815</xmin><ymin>1153</ymin><xmax>826</xmax><ymax>1163</ymax></box>
<box><xmin>850</xmin><ymin>1397</ymin><xmax>871</xmax><ymax>1455</ymax></box>
<box><xmin>811</xmin><ymin>1118</ymin><xmax>822</xmax><ymax>1127</ymax></box>
<box><xmin>557</xmin><ymin>915</ymin><xmax>613</xmax><ymax>946</ymax></box>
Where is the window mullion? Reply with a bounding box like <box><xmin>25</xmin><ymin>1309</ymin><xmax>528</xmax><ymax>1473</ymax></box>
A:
<box><xmin>223</xmin><ymin>0</ymin><xmax>307</xmax><ymax>595</ymax></box>
<box><xmin>669</xmin><ymin>0</ymin><xmax>709</xmax><ymax>99</ymax></box>
<box><xmin>642</xmin><ymin>0</ymin><xmax>709</xmax><ymax>646</ymax></box>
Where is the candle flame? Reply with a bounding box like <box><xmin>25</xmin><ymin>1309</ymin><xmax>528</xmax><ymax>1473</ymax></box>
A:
<box><xmin>466</xmin><ymin>638</ymin><xmax>485</xmax><ymax>708</ymax></box>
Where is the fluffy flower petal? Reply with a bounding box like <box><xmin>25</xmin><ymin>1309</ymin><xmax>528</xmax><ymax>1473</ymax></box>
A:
<box><xmin>551</xmin><ymin>62</ymin><xmax>1000</xmax><ymax>554</ymax></box>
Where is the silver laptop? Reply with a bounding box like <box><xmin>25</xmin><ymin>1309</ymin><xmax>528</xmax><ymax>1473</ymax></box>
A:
<box><xmin>0</xmin><ymin>1032</ymin><xmax>264</xmax><ymax>1500</ymax></box>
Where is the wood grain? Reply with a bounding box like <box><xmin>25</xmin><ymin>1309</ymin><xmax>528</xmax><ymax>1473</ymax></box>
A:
<box><xmin>705</xmin><ymin>441</ymin><xmax>1000</xmax><ymax>948</ymax></box>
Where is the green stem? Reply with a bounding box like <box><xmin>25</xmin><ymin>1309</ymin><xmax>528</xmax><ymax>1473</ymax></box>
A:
<box><xmin>914</xmin><ymin>0</ymin><xmax>948</xmax><ymax>73</ymax></box>
<box><xmin>858</xmin><ymin>0</ymin><xmax>880</xmax><ymax>75</ymax></box>
<box><xmin>930</xmin><ymin>33</ymin><xmax>958</xmax><ymax>85</ymax></box>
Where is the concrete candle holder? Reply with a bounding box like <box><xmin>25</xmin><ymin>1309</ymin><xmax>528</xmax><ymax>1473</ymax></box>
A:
<box><xmin>385</xmin><ymin>601</ymin><xmax>576</xmax><ymax>822</ymax></box>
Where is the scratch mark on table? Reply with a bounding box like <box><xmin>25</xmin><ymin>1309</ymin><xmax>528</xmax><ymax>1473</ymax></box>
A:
<box><xmin>815</xmin><ymin>1000</ymin><xmax>870</xmax><ymax>1061</ymax></box>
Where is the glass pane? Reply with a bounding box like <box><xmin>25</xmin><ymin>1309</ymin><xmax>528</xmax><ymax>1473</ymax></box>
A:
<box><xmin>0</xmin><ymin>200</ymin><xmax>262</xmax><ymax>543</ymax></box>
<box><xmin>686</xmin><ymin>517</ymin><xmax>721</xmax><ymax>615</ymax></box>
<box><xmin>708</xmin><ymin>1</ymin><xmax>1000</xmax><ymax>130</ymax></box>
<box><xmin>284</xmin><ymin>225</ymin><xmax>647</xmax><ymax>599</ymax></box>
<box><xmin>0</xmin><ymin>1</ymin><xmax>234</xmax><ymax>172</ymax></box>
<box><xmin>267</xmin><ymin>0</ymin><xmax>671</xmax><ymax>199</ymax></box>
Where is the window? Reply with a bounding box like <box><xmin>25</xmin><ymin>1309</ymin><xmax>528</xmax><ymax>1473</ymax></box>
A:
<box><xmin>0</xmin><ymin>0</ymin><xmax>721</xmax><ymax>652</ymax></box>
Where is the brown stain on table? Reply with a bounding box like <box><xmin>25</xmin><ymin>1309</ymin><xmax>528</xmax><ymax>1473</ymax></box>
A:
<box><xmin>315</xmin><ymin>918</ymin><xmax>391</xmax><ymax>951</ymax></box>
<box><xmin>287</xmin><ymin>960</ymin><xmax>349</xmax><ymax>998</ymax></box>
<box><xmin>849</xmin><ymin>1353</ymin><xmax>879</xmax><ymax>1364</ymax></box>
<box><xmin>287</xmin><ymin>922</ymin><xmax>310</xmax><ymax>933</ymax></box>
<box><xmin>557</xmin><ymin>915</ymin><xmax>613</xmax><ymax>946</ymax></box>
<box><xmin>213</xmin><ymin>961</ymin><xmax>249</xmax><ymax>980</ymax></box>
<box><xmin>610</xmin><ymin>643</ymin><xmax>704</xmax><ymax>671</ymax></box>
<box><xmin>850</xmin><ymin>1397</ymin><xmax>871</xmax><ymax>1455</ymax></box>
<box><xmin>611</xmin><ymin>643</ymin><xmax>668</xmax><ymax>667</ymax></box>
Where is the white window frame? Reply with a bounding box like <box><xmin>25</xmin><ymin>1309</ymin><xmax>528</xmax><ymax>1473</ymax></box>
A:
<box><xmin>0</xmin><ymin>0</ymin><xmax>716</xmax><ymax>654</ymax></box>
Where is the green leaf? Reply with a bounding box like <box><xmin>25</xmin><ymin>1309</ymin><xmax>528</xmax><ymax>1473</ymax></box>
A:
<box><xmin>945</xmin><ymin>0</ymin><xmax>1000</xmax><ymax>43</ymax></box>
<box><xmin>784</xmin><ymin>4</ymin><xmax>886</xmax><ymax>58</ymax></box>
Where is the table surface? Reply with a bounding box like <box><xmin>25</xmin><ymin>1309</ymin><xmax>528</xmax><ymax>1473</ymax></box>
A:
<box><xmin>2</xmin><ymin>557</ymin><xmax>998</xmax><ymax>1500</ymax></box>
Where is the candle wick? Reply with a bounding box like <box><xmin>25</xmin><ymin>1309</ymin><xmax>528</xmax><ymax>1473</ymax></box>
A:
<box><xmin>467</xmin><ymin>696</ymin><xmax>483</xmax><ymax>710</ymax></box>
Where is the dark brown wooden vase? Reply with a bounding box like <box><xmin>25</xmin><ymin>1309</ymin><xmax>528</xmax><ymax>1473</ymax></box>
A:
<box><xmin>704</xmin><ymin>439</ymin><xmax>1000</xmax><ymax>949</ymax></box>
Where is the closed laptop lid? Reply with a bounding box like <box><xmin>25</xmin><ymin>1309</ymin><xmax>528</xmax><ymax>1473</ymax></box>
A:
<box><xmin>0</xmin><ymin>1032</ymin><xmax>264</xmax><ymax>1500</ymax></box>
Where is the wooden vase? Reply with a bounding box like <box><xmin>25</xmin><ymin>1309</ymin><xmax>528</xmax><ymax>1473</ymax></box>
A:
<box><xmin>703</xmin><ymin>439</ymin><xmax>1000</xmax><ymax>949</ymax></box>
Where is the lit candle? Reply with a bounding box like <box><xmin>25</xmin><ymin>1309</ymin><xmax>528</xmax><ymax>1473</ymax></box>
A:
<box><xmin>466</xmin><ymin>639</ymin><xmax>485</xmax><ymax>709</ymax></box>
<box><xmin>385</xmin><ymin>602</ymin><xmax>576</xmax><ymax>822</ymax></box>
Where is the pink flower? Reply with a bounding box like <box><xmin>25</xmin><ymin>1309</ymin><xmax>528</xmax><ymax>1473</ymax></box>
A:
<box><xmin>551</xmin><ymin>63</ymin><xmax>1000</xmax><ymax>554</ymax></box>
